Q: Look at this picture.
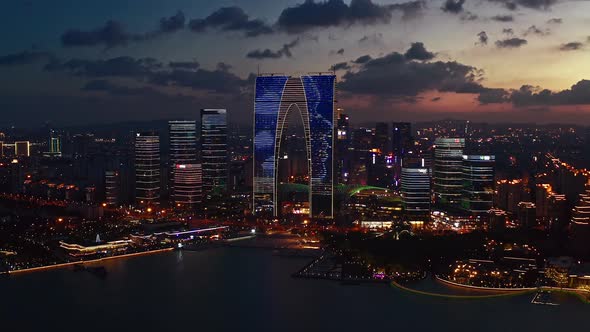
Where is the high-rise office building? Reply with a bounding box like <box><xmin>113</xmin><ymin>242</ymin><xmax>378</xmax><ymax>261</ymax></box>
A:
<box><xmin>392</xmin><ymin>122</ymin><xmax>412</xmax><ymax>187</ymax></box>
<box><xmin>336</xmin><ymin>111</ymin><xmax>350</xmax><ymax>185</ymax></box>
<box><xmin>105</xmin><ymin>170</ymin><xmax>119</xmax><ymax>207</ymax></box>
<box><xmin>253</xmin><ymin>74</ymin><xmax>335</xmax><ymax>218</ymax></box>
<box><xmin>135</xmin><ymin>132</ymin><xmax>160</xmax><ymax>206</ymax></box>
<box><xmin>401</xmin><ymin>157</ymin><xmax>431</xmax><ymax>222</ymax></box>
<box><xmin>15</xmin><ymin>141</ymin><xmax>30</xmax><ymax>157</ymax></box>
<box><xmin>169</xmin><ymin>120</ymin><xmax>201</xmax><ymax>207</ymax></box>
<box><xmin>201</xmin><ymin>109</ymin><xmax>228</xmax><ymax>197</ymax></box>
<box><xmin>172</xmin><ymin>164</ymin><xmax>202</xmax><ymax>207</ymax></box>
<box><xmin>374</xmin><ymin>122</ymin><xmax>389</xmax><ymax>154</ymax></box>
<box><xmin>433</xmin><ymin>138</ymin><xmax>465</xmax><ymax>208</ymax></box>
<box><xmin>461</xmin><ymin>155</ymin><xmax>495</xmax><ymax>215</ymax></box>
<box><xmin>571</xmin><ymin>189</ymin><xmax>590</xmax><ymax>257</ymax></box>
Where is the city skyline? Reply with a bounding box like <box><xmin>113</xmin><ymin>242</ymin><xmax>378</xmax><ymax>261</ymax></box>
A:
<box><xmin>2</xmin><ymin>0</ymin><xmax>590</xmax><ymax>126</ymax></box>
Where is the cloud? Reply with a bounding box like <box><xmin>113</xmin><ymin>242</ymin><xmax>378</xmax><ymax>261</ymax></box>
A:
<box><xmin>358</xmin><ymin>32</ymin><xmax>383</xmax><ymax>45</ymax></box>
<box><xmin>524</xmin><ymin>25</ymin><xmax>549</xmax><ymax>36</ymax></box>
<box><xmin>339</xmin><ymin>45</ymin><xmax>486</xmax><ymax>97</ymax></box>
<box><xmin>404</xmin><ymin>42</ymin><xmax>435</xmax><ymax>60</ymax></box>
<box><xmin>431</xmin><ymin>96</ymin><xmax>442</xmax><ymax>102</ymax></box>
<box><xmin>276</xmin><ymin>0</ymin><xmax>426</xmax><ymax>33</ymax></box>
<box><xmin>336</xmin><ymin>48</ymin><xmax>345</xmax><ymax>55</ymax></box>
<box><xmin>477</xmin><ymin>88</ymin><xmax>510</xmax><ymax>104</ymax></box>
<box><xmin>486</xmin><ymin>0</ymin><xmax>558</xmax><ymax>11</ymax></box>
<box><xmin>169</xmin><ymin>61</ymin><xmax>200</xmax><ymax>69</ymax></box>
<box><xmin>149</xmin><ymin>63</ymin><xmax>251</xmax><ymax>94</ymax></box>
<box><xmin>353</xmin><ymin>55</ymin><xmax>372</xmax><ymax>64</ymax></box>
<box><xmin>0</xmin><ymin>51</ymin><xmax>53</xmax><ymax>66</ymax></box>
<box><xmin>461</xmin><ymin>12</ymin><xmax>479</xmax><ymax>21</ymax></box>
<box><xmin>159</xmin><ymin>10</ymin><xmax>186</xmax><ymax>33</ymax></box>
<box><xmin>332</xmin><ymin>62</ymin><xmax>350</xmax><ymax>71</ymax></box>
<box><xmin>495</xmin><ymin>37</ymin><xmax>527</xmax><ymax>48</ymax></box>
<box><xmin>547</xmin><ymin>18</ymin><xmax>562</xmax><ymax>24</ymax></box>
<box><xmin>246</xmin><ymin>38</ymin><xmax>300</xmax><ymax>59</ymax></box>
<box><xmin>476</xmin><ymin>31</ymin><xmax>488</xmax><ymax>46</ymax></box>
<box><xmin>61</xmin><ymin>20</ymin><xmax>142</xmax><ymax>48</ymax></box>
<box><xmin>45</xmin><ymin>56</ymin><xmax>162</xmax><ymax>77</ymax></box>
<box><xmin>502</xmin><ymin>28</ymin><xmax>514</xmax><ymax>36</ymax></box>
<box><xmin>442</xmin><ymin>0</ymin><xmax>465</xmax><ymax>14</ymax></box>
<box><xmin>82</xmin><ymin>79</ymin><xmax>168</xmax><ymax>97</ymax></box>
<box><xmin>188</xmin><ymin>6</ymin><xmax>273</xmax><ymax>37</ymax></box>
<box><xmin>491</xmin><ymin>15</ymin><xmax>514</xmax><ymax>22</ymax></box>
<box><xmin>478</xmin><ymin>80</ymin><xmax>590</xmax><ymax>107</ymax></box>
<box><xmin>559</xmin><ymin>42</ymin><xmax>583</xmax><ymax>51</ymax></box>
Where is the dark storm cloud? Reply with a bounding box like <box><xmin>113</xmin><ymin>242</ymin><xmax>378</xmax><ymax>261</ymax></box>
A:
<box><xmin>276</xmin><ymin>0</ymin><xmax>426</xmax><ymax>33</ymax></box>
<box><xmin>0</xmin><ymin>51</ymin><xmax>53</xmax><ymax>66</ymax></box>
<box><xmin>491</xmin><ymin>15</ymin><xmax>514</xmax><ymax>22</ymax></box>
<box><xmin>339</xmin><ymin>45</ymin><xmax>486</xmax><ymax>97</ymax></box>
<box><xmin>559</xmin><ymin>42</ymin><xmax>583</xmax><ymax>51</ymax></box>
<box><xmin>441</xmin><ymin>0</ymin><xmax>465</xmax><ymax>14</ymax></box>
<box><xmin>246</xmin><ymin>38</ymin><xmax>300</xmax><ymax>59</ymax></box>
<box><xmin>404</xmin><ymin>42</ymin><xmax>435</xmax><ymax>60</ymax></box>
<box><xmin>495</xmin><ymin>37</ymin><xmax>527</xmax><ymax>48</ymax></box>
<box><xmin>502</xmin><ymin>28</ymin><xmax>514</xmax><ymax>36</ymax></box>
<box><xmin>332</xmin><ymin>62</ymin><xmax>350</xmax><ymax>71</ymax></box>
<box><xmin>45</xmin><ymin>56</ymin><xmax>162</xmax><ymax>77</ymax></box>
<box><xmin>486</xmin><ymin>0</ymin><xmax>558</xmax><ymax>11</ymax></box>
<box><xmin>61</xmin><ymin>20</ymin><xmax>142</xmax><ymax>48</ymax></box>
<box><xmin>159</xmin><ymin>10</ymin><xmax>186</xmax><ymax>33</ymax></box>
<box><xmin>337</xmin><ymin>48</ymin><xmax>344</xmax><ymax>55</ymax></box>
<box><xmin>188</xmin><ymin>6</ymin><xmax>273</xmax><ymax>37</ymax></box>
<box><xmin>168</xmin><ymin>61</ymin><xmax>200</xmax><ymax>69</ymax></box>
<box><xmin>476</xmin><ymin>31</ymin><xmax>489</xmax><ymax>45</ymax></box>
<box><xmin>547</xmin><ymin>18</ymin><xmax>562</xmax><ymax>24</ymax></box>
<box><xmin>353</xmin><ymin>55</ymin><xmax>372</xmax><ymax>64</ymax></box>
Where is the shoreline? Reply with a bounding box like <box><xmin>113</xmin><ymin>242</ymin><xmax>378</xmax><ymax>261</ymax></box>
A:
<box><xmin>5</xmin><ymin>248</ymin><xmax>174</xmax><ymax>275</ymax></box>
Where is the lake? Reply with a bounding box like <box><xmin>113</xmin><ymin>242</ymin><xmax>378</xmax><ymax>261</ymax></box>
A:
<box><xmin>0</xmin><ymin>247</ymin><xmax>586</xmax><ymax>331</ymax></box>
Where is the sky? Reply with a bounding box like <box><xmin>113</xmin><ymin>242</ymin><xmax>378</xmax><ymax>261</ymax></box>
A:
<box><xmin>1</xmin><ymin>0</ymin><xmax>590</xmax><ymax>126</ymax></box>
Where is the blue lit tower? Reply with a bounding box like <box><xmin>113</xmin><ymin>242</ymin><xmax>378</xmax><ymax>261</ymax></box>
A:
<box><xmin>254</xmin><ymin>74</ymin><xmax>335</xmax><ymax>218</ymax></box>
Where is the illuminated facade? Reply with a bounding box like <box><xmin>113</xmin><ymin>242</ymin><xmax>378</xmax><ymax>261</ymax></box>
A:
<box><xmin>169</xmin><ymin>120</ymin><xmax>201</xmax><ymax>207</ymax></box>
<box><xmin>200</xmin><ymin>109</ymin><xmax>228</xmax><ymax>196</ymax></box>
<box><xmin>135</xmin><ymin>132</ymin><xmax>160</xmax><ymax>205</ymax></box>
<box><xmin>254</xmin><ymin>74</ymin><xmax>335</xmax><ymax>218</ymax></box>
<box><xmin>460</xmin><ymin>155</ymin><xmax>495</xmax><ymax>215</ymax></box>
<box><xmin>15</xmin><ymin>141</ymin><xmax>30</xmax><ymax>157</ymax></box>
<box><xmin>105</xmin><ymin>170</ymin><xmax>119</xmax><ymax>206</ymax></box>
<box><xmin>433</xmin><ymin>138</ymin><xmax>465</xmax><ymax>207</ymax></box>
<box><xmin>401</xmin><ymin>157</ymin><xmax>431</xmax><ymax>222</ymax></box>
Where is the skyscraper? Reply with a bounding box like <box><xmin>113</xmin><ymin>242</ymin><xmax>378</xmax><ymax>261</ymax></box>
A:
<box><xmin>201</xmin><ymin>109</ymin><xmax>228</xmax><ymax>197</ymax></box>
<box><xmin>169</xmin><ymin>120</ymin><xmax>201</xmax><ymax>208</ymax></box>
<box><xmin>254</xmin><ymin>74</ymin><xmax>335</xmax><ymax>218</ymax></box>
<box><xmin>571</xmin><ymin>188</ymin><xmax>590</xmax><ymax>257</ymax></box>
<box><xmin>335</xmin><ymin>111</ymin><xmax>350</xmax><ymax>185</ymax></box>
<box><xmin>135</xmin><ymin>132</ymin><xmax>160</xmax><ymax>206</ymax></box>
<box><xmin>433</xmin><ymin>138</ymin><xmax>465</xmax><ymax>208</ymax></box>
<box><xmin>401</xmin><ymin>157</ymin><xmax>431</xmax><ymax>222</ymax></box>
<box><xmin>461</xmin><ymin>155</ymin><xmax>495</xmax><ymax>215</ymax></box>
<box><xmin>105</xmin><ymin>170</ymin><xmax>119</xmax><ymax>207</ymax></box>
<box><xmin>392</xmin><ymin>122</ymin><xmax>412</xmax><ymax>187</ymax></box>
